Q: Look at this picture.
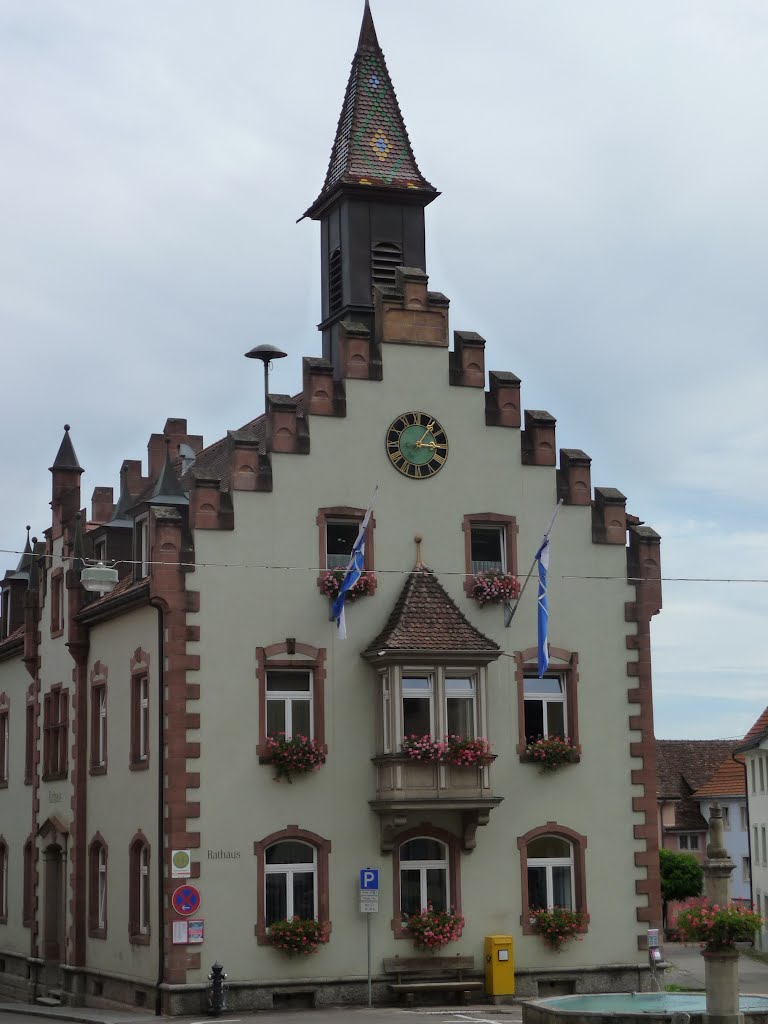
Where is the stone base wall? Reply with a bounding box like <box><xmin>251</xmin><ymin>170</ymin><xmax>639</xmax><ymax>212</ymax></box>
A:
<box><xmin>0</xmin><ymin>961</ymin><xmax>663</xmax><ymax>1014</ymax></box>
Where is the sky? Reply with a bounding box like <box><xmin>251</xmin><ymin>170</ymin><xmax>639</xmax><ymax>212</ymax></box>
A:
<box><xmin>1</xmin><ymin>0</ymin><xmax>767</xmax><ymax>741</ymax></box>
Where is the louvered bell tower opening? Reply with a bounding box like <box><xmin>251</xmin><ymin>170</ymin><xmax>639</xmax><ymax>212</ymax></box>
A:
<box><xmin>371</xmin><ymin>241</ymin><xmax>402</xmax><ymax>294</ymax></box>
<box><xmin>328</xmin><ymin>248</ymin><xmax>342</xmax><ymax>316</ymax></box>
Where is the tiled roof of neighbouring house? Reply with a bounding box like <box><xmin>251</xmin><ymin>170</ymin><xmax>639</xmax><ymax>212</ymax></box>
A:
<box><xmin>656</xmin><ymin>738</ymin><xmax>738</xmax><ymax>832</ymax></box>
<box><xmin>694</xmin><ymin>705</ymin><xmax>768</xmax><ymax>797</ymax></box>
<box><xmin>363</xmin><ymin>565</ymin><xmax>500</xmax><ymax>657</ymax></box>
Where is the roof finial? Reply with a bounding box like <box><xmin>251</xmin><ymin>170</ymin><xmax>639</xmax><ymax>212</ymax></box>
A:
<box><xmin>414</xmin><ymin>534</ymin><xmax>424</xmax><ymax>569</ymax></box>
<box><xmin>357</xmin><ymin>0</ymin><xmax>379</xmax><ymax>52</ymax></box>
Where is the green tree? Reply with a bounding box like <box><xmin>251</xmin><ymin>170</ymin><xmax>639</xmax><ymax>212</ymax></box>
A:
<box><xmin>659</xmin><ymin>848</ymin><xmax>704</xmax><ymax>928</ymax></box>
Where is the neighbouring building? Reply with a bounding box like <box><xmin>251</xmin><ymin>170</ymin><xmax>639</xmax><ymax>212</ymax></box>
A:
<box><xmin>0</xmin><ymin>4</ymin><xmax>664</xmax><ymax>1012</ymax></box>
<box><xmin>735</xmin><ymin>707</ymin><xmax>768</xmax><ymax>951</ymax></box>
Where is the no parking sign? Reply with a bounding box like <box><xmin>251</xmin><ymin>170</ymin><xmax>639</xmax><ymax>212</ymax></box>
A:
<box><xmin>172</xmin><ymin>884</ymin><xmax>201</xmax><ymax>917</ymax></box>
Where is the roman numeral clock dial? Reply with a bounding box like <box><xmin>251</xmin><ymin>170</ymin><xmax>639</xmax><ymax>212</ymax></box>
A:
<box><xmin>385</xmin><ymin>411</ymin><xmax>448</xmax><ymax>479</ymax></box>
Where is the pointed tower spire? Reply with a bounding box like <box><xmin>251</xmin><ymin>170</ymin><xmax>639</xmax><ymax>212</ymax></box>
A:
<box><xmin>49</xmin><ymin>424</ymin><xmax>83</xmax><ymax>474</ymax></box>
<box><xmin>108</xmin><ymin>464</ymin><xmax>135</xmax><ymax>528</ymax></box>
<box><xmin>305</xmin><ymin>3</ymin><xmax>439</xmax><ymax>372</ymax></box>
<box><xmin>13</xmin><ymin>527</ymin><xmax>32</xmax><ymax>576</ymax></box>
<box><xmin>27</xmin><ymin>538</ymin><xmax>39</xmax><ymax>593</ymax></box>
<box><xmin>305</xmin><ymin>2</ymin><xmax>436</xmax><ymax>217</ymax></box>
<box><xmin>148</xmin><ymin>440</ymin><xmax>188</xmax><ymax>506</ymax></box>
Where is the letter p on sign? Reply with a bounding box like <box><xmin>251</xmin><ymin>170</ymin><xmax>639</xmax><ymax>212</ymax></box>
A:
<box><xmin>360</xmin><ymin>868</ymin><xmax>379</xmax><ymax>890</ymax></box>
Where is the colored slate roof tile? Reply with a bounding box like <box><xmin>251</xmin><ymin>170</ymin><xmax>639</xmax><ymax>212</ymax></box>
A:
<box><xmin>363</xmin><ymin>565</ymin><xmax>499</xmax><ymax>657</ymax></box>
<box><xmin>306</xmin><ymin>1</ymin><xmax>435</xmax><ymax>216</ymax></box>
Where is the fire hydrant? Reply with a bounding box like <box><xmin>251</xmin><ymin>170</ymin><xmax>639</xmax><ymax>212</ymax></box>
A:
<box><xmin>208</xmin><ymin>961</ymin><xmax>227</xmax><ymax>1016</ymax></box>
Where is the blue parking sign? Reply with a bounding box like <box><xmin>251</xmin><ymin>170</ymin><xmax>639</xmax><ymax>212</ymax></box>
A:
<box><xmin>360</xmin><ymin>868</ymin><xmax>379</xmax><ymax>890</ymax></box>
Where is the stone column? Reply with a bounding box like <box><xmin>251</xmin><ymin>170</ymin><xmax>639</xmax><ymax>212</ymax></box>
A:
<box><xmin>702</xmin><ymin>802</ymin><xmax>743</xmax><ymax>1024</ymax></box>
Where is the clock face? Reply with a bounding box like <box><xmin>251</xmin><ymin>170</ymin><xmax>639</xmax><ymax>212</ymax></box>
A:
<box><xmin>386</xmin><ymin>411</ymin><xmax>448</xmax><ymax>479</ymax></box>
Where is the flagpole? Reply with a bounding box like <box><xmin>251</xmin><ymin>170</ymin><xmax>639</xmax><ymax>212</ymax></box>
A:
<box><xmin>504</xmin><ymin>499</ymin><xmax>563</xmax><ymax>627</ymax></box>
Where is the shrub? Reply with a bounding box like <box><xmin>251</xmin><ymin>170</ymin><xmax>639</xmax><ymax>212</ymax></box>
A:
<box><xmin>264</xmin><ymin>733</ymin><xmax>326</xmax><ymax>782</ymax></box>
<box><xmin>525</xmin><ymin>735</ymin><xmax>578</xmax><ymax>772</ymax></box>
<box><xmin>403</xmin><ymin>902</ymin><xmax>464</xmax><ymax>952</ymax></box>
<box><xmin>676</xmin><ymin>898</ymin><xmax>762</xmax><ymax>952</ymax></box>
<box><xmin>530</xmin><ymin>907</ymin><xmax>585</xmax><ymax>951</ymax></box>
<box><xmin>269</xmin><ymin>917</ymin><xmax>329</xmax><ymax>955</ymax></box>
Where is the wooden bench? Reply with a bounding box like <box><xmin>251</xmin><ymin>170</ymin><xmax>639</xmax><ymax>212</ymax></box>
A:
<box><xmin>383</xmin><ymin>955</ymin><xmax>483</xmax><ymax>1005</ymax></box>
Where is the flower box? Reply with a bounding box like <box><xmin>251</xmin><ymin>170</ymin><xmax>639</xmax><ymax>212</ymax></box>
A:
<box><xmin>524</xmin><ymin>735</ymin><xmax>579</xmax><ymax>773</ymax></box>
<box><xmin>263</xmin><ymin>733</ymin><xmax>326</xmax><ymax>782</ymax></box>
<box><xmin>401</xmin><ymin>734</ymin><xmax>493</xmax><ymax>767</ymax></box>
<box><xmin>470</xmin><ymin>570</ymin><xmax>521</xmax><ymax>607</ymax></box>
<box><xmin>530</xmin><ymin>907</ymin><xmax>585</xmax><ymax>951</ymax></box>
<box><xmin>269</xmin><ymin>916</ymin><xmax>329</xmax><ymax>956</ymax></box>
<box><xmin>402</xmin><ymin>903</ymin><xmax>464</xmax><ymax>952</ymax></box>
<box><xmin>319</xmin><ymin>569</ymin><xmax>376</xmax><ymax>601</ymax></box>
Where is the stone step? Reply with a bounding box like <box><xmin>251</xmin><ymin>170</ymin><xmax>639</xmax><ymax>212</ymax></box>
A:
<box><xmin>36</xmin><ymin>996</ymin><xmax>62</xmax><ymax>1006</ymax></box>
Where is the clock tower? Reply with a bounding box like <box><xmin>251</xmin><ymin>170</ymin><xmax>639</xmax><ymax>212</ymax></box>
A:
<box><xmin>303</xmin><ymin>1</ymin><xmax>438</xmax><ymax>376</ymax></box>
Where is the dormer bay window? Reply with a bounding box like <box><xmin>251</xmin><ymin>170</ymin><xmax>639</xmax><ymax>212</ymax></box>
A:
<box><xmin>363</xmin><ymin>561</ymin><xmax>502</xmax><ymax>853</ymax></box>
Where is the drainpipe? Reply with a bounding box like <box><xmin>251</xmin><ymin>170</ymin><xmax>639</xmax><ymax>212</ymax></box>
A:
<box><xmin>150</xmin><ymin>599</ymin><xmax>165</xmax><ymax>1015</ymax></box>
<box><xmin>734</xmin><ymin>750</ymin><xmax>753</xmax><ymax>908</ymax></box>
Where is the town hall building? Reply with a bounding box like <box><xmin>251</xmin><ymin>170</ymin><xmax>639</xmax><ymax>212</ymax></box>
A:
<box><xmin>0</xmin><ymin>4</ymin><xmax>663</xmax><ymax>1012</ymax></box>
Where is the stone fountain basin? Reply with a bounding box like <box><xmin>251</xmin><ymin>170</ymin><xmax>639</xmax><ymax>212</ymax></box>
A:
<box><xmin>522</xmin><ymin>991</ymin><xmax>768</xmax><ymax>1024</ymax></box>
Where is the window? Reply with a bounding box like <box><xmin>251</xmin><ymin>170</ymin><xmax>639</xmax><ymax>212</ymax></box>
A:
<box><xmin>256</xmin><ymin>643</ymin><xmax>326</xmax><ymax>758</ymax></box>
<box><xmin>391</xmin><ymin>826</ymin><xmax>462</xmax><ymax>938</ymax></box>
<box><xmin>130</xmin><ymin>675</ymin><xmax>149</xmax><ymax>767</ymax></box>
<box><xmin>446</xmin><ymin>677</ymin><xmax>476</xmax><ymax>737</ymax></box>
<box><xmin>94</xmin><ymin>537</ymin><xmax>107</xmax><ymax>563</ymax></box>
<box><xmin>760</xmin><ymin>758</ymin><xmax>766</xmax><ymax>793</ymax></box>
<box><xmin>402</xmin><ymin>675</ymin><xmax>433</xmax><ymax>737</ymax></box>
<box><xmin>265</xmin><ymin>841</ymin><xmax>316</xmax><ymax>925</ymax></box>
<box><xmin>524</xmin><ymin>676</ymin><xmax>566</xmax><ymax>740</ymax></box>
<box><xmin>0</xmin><ymin>703</ymin><xmax>8</xmax><ymax>785</ymax></box>
<box><xmin>722</xmin><ymin>806</ymin><xmax>730</xmax><ymax>831</ymax></box>
<box><xmin>266</xmin><ymin>671</ymin><xmax>312</xmax><ymax>740</ymax></box>
<box><xmin>0</xmin><ymin>839</ymin><xmax>7</xmax><ymax>923</ymax></box>
<box><xmin>135</xmin><ymin>516</ymin><xmax>149</xmax><ymax>579</ymax></box>
<box><xmin>88</xmin><ymin>836</ymin><xmax>108</xmax><ymax>938</ymax></box>
<box><xmin>754</xmin><ymin>826</ymin><xmax>759</xmax><ymax>861</ymax></box>
<box><xmin>253</xmin><ymin>827</ymin><xmax>331</xmax><ymax>945</ymax></box>
<box><xmin>23</xmin><ymin>838</ymin><xmax>34</xmax><ymax>926</ymax></box>
<box><xmin>743</xmin><ymin>857</ymin><xmax>751</xmax><ymax>883</ymax></box>
<box><xmin>90</xmin><ymin>675</ymin><xmax>107</xmax><ymax>772</ymax></box>
<box><xmin>752</xmin><ymin>759</ymin><xmax>757</xmax><ymax>794</ymax></box>
<box><xmin>25</xmin><ymin>700</ymin><xmax>35</xmax><ymax>785</ymax></box>
<box><xmin>515</xmin><ymin>648</ymin><xmax>580</xmax><ymax>757</ymax></box>
<box><xmin>527</xmin><ymin>836</ymin><xmax>574</xmax><ymax>910</ymax></box>
<box><xmin>462</xmin><ymin>513</ymin><xmax>518</xmax><ymax>595</ymax></box>
<box><xmin>43</xmin><ymin>687</ymin><xmax>68</xmax><ymax>779</ymax></box>
<box><xmin>315</xmin><ymin>506</ymin><xmax>376</xmax><ymax>579</ymax></box>
<box><xmin>378</xmin><ymin>665</ymin><xmax>489</xmax><ymax>756</ymax></box>
<box><xmin>371</xmin><ymin>241</ymin><xmax>402</xmax><ymax>292</ymax></box>
<box><xmin>325</xmin><ymin>521</ymin><xmax>360</xmax><ymax>570</ymax></box>
<box><xmin>679</xmin><ymin>834</ymin><xmax>700</xmax><ymax>851</ymax></box>
<box><xmin>50</xmin><ymin>569</ymin><xmax>64</xmax><ymax>635</ymax></box>
<box><xmin>762</xmin><ymin>827</ymin><xmax>767</xmax><ymax>866</ymax></box>
<box><xmin>518</xmin><ymin>824</ymin><xmax>588</xmax><ymax>934</ymax></box>
<box><xmin>471</xmin><ymin>526</ymin><xmax>505</xmax><ymax>574</ymax></box>
<box><xmin>128</xmin><ymin>835</ymin><xmax>150</xmax><ymax>942</ymax></box>
<box><xmin>399</xmin><ymin>837</ymin><xmax>448</xmax><ymax>916</ymax></box>
<box><xmin>741</xmin><ymin>805</ymin><xmax>749</xmax><ymax>832</ymax></box>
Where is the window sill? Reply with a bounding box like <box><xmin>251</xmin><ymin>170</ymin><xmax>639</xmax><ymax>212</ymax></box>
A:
<box><xmin>129</xmin><ymin>932</ymin><xmax>150</xmax><ymax>946</ymax></box>
<box><xmin>0</xmin><ymin>779</ymin><xmax>8</xmax><ymax>789</ymax></box>
<box><xmin>255</xmin><ymin>920</ymin><xmax>332</xmax><ymax>947</ymax></box>
<box><xmin>42</xmin><ymin>771</ymin><xmax>68</xmax><ymax>782</ymax></box>
<box><xmin>89</xmin><ymin>765</ymin><xmax>107</xmax><ymax>776</ymax></box>
<box><xmin>129</xmin><ymin>760</ymin><xmax>150</xmax><ymax>772</ymax></box>
<box><xmin>88</xmin><ymin>927</ymin><xmax>107</xmax><ymax>940</ymax></box>
<box><xmin>50</xmin><ymin>627</ymin><xmax>64</xmax><ymax>639</ymax></box>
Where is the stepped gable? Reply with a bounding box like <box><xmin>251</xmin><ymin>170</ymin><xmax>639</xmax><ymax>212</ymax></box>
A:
<box><xmin>656</xmin><ymin>738</ymin><xmax>737</xmax><ymax>830</ymax></box>
<box><xmin>305</xmin><ymin>1</ymin><xmax>435</xmax><ymax>217</ymax></box>
<box><xmin>363</xmin><ymin>564</ymin><xmax>500</xmax><ymax>658</ymax></box>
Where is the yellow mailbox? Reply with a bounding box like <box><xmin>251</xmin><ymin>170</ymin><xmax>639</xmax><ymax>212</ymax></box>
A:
<box><xmin>484</xmin><ymin>934</ymin><xmax>514</xmax><ymax>996</ymax></box>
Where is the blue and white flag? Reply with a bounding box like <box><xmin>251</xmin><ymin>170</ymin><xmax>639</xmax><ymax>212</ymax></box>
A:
<box><xmin>330</xmin><ymin>487</ymin><xmax>378</xmax><ymax>640</ymax></box>
<box><xmin>536</xmin><ymin>535</ymin><xmax>550</xmax><ymax>678</ymax></box>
